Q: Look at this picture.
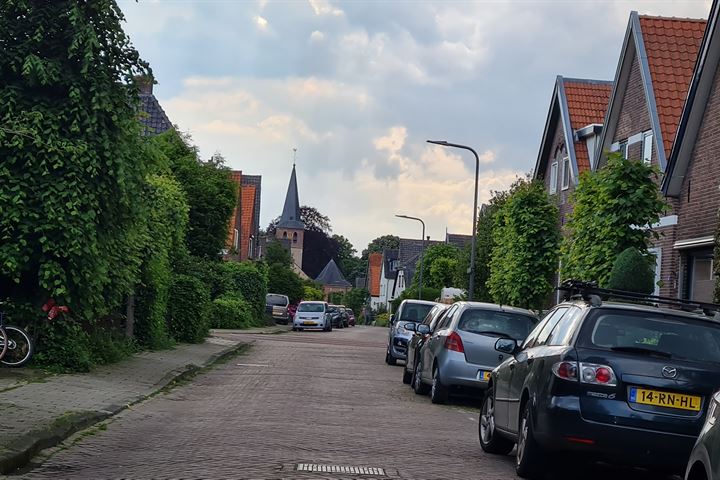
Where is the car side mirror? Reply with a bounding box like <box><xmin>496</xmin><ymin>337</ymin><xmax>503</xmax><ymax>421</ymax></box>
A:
<box><xmin>390</xmin><ymin>314</ymin><xmax>395</xmax><ymax>325</ymax></box>
<box><xmin>405</xmin><ymin>323</ymin><xmax>417</xmax><ymax>332</ymax></box>
<box><xmin>495</xmin><ymin>338</ymin><xmax>518</xmax><ymax>355</ymax></box>
<box><xmin>417</xmin><ymin>324</ymin><xmax>431</xmax><ymax>335</ymax></box>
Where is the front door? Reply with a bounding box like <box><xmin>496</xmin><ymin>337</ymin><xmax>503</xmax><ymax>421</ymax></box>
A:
<box><xmin>689</xmin><ymin>251</ymin><xmax>715</xmax><ymax>303</ymax></box>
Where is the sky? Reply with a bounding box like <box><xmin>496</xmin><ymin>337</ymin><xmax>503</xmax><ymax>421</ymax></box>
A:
<box><xmin>118</xmin><ymin>0</ymin><xmax>711</xmax><ymax>252</ymax></box>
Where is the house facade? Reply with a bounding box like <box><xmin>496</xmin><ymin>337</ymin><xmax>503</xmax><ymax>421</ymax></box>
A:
<box><xmin>596</xmin><ymin>13</ymin><xmax>706</xmax><ymax>297</ymax></box>
<box><xmin>662</xmin><ymin>2</ymin><xmax>720</xmax><ymax>303</ymax></box>
<box><xmin>368</xmin><ymin>252</ymin><xmax>383</xmax><ymax>310</ymax></box>
<box><xmin>315</xmin><ymin>259</ymin><xmax>352</xmax><ymax>300</ymax></box>
<box><xmin>378</xmin><ymin>249</ymin><xmax>399</xmax><ymax>311</ymax></box>
<box><xmin>225</xmin><ymin>171</ymin><xmax>262</xmax><ymax>261</ymax></box>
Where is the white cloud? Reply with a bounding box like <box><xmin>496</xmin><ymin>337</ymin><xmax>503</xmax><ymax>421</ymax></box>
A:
<box><xmin>254</xmin><ymin>15</ymin><xmax>269</xmax><ymax>31</ymax></box>
<box><xmin>308</xmin><ymin>0</ymin><xmax>344</xmax><ymax>17</ymax></box>
<box><xmin>309</xmin><ymin>30</ymin><xmax>325</xmax><ymax>42</ymax></box>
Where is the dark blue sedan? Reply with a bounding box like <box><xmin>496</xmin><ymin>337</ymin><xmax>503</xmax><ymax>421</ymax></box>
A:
<box><xmin>479</xmin><ymin>297</ymin><xmax>720</xmax><ymax>479</ymax></box>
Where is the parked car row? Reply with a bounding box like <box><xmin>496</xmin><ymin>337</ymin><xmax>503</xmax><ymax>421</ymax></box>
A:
<box><xmin>386</xmin><ymin>285</ymin><xmax>720</xmax><ymax>479</ymax></box>
<box><xmin>291</xmin><ymin>300</ymin><xmax>355</xmax><ymax>332</ymax></box>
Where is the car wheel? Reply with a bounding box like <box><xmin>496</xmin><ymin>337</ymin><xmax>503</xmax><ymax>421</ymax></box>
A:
<box><xmin>430</xmin><ymin>366</ymin><xmax>449</xmax><ymax>404</ymax></box>
<box><xmin>385</xmin><ymin>347</ymin><xmax>397</xmax><ymax>365</ymax></box>
<box><xmin>413</xmin><ymin>362</ymin><xmax>429</xmax><ymax>395</ymax></box>
<box><xmin>516</xmin><ymin>401</ymin><xmax>545</xmax><ymax>479</ymax></box>
<box><xmin>297</xmin><ymin>328</ymin><xmax>304</xmax><ymax>332</ymax></box>
<box><xmin>479</xmin><ymin>388</ymin><xmax>514</xmax><ymax>455</ymax></box>
<box><xmin>292</xmin><ymin>327</ymin><xmax>297</xmax><ymax>331</ymax></box>
<box><xmin>402</xmin><ymin>366</ymin><xmax>413</xmax><ymax>385</ymax></box>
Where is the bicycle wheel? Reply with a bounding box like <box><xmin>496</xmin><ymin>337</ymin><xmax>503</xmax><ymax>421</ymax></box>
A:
<box><xmin>0</xmin><ymin>326</ymin><xmax>7</xmax><ymax>361</ymax></box>
<box><xmin>1</xmin><ymin>326</ymin><xmax>33</xmax><ymax>367</ymax></box>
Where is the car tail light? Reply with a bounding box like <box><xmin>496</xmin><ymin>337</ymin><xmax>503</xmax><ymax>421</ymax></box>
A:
<box><xmin>444</xmin><ymin>332</ymin><xmax>464</xmax><ymax>353</ymax></box>
<box><xmin>552</xmin><ymin>361</ymin><xmax>578</xmax><ymax>381</ymax></box>
<box><xmin>580</xmin><ymin>363</ymin><xmax>617</xmax><ymax>387</ymax></box>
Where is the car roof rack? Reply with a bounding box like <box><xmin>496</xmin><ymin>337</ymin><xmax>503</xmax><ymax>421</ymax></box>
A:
<box><xmin>558</xmin><ymin>279</ymin><xmax>720</xmax><ymax>318</ymax></box>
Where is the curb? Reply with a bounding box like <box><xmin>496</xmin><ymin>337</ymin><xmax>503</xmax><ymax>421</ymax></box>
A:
<box><xmin>0</xmin><ymin>341</ymin><xmax>250</xmax><ymax>475</ymax></box>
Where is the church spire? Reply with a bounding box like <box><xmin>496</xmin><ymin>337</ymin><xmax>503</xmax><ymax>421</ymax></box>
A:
<box><xmin>277</xmin><ymin>161</ymin><xmax>304</xmax><ymax>229</ymax></box>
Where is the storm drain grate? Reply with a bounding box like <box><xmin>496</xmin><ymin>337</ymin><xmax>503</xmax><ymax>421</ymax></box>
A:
<box><xmin>296</xmin><ymin>464</ymin><xmax>386</xmax><ymax>476</ymax></box>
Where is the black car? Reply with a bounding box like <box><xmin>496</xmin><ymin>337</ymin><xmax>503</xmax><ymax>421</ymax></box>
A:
<box><xmin>479</xmin><ymin>283</ymin><xmax>720</xmax><ymax>478</ymax></box>
<box><xmin>327</xmin><ymin>305</ymin><xmax>345</xmax><ymax>329</ymax></box>
<box><xmin>402</xmin><ymin>304</ymin><xmax>448</xmax><ymax>384</ymax></box>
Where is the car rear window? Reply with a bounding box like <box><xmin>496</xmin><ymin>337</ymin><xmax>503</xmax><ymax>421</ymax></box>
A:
<box><xmin>400</xmin><ymin>304</ymin><xmax>435</xmax><ymax>323</ymax></box>
<box><xmin>583</xmin><ymin>311</ymin><xmax>720</xmax><ymax>363</ymax></box>
<box><xmin>266</xmin><ymin>294</ymin><xmax>288</xmax><ymax>306</ymax></box>
<box><xmin>457</xmin><ymin>309</ymin><xmax>538</xmax><ymax>341</ymax></box>
<box><xmin>298</xmin><ymin>303</ymin><xmax>324</xmax><ymax>313</ymax></box>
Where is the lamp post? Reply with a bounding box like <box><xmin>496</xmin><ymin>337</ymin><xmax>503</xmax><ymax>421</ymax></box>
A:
<box><xmin>395</xmin><ymin>214</ymin><xmax>425</xmax><ymax>300</ymax></box>
<box><xmin>427</xmin><ymin>140</ymin><xmax>480</xmax><ymax>301</ymax></box>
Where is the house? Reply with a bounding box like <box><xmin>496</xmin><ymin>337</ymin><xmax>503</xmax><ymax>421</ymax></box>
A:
<box><xmin>393</xmin><ymin>237</ymin><xmax>444</xmax><ymax>301</ymax></box>
<box><xmin>137</xmin><ymin>76</ymin><xmax>172</xmax><ymax>136</ymax></box>
<box><xmin>368</xmin><ymin>252</ymin><xmax>383</xmax><ymax>310</ymax></box>
<box><xmin>378</xmin><ymin>249</ymin><xmax>399</xmax><ymax>310</ymax></box>
<box><xmin>224</xmin><ymin>171</ymin><xmax>262</xmax><ymax>261</ymax></box>
<box><xmin>662</xmin><ymin>1</ymin><xmax>720</xmax><ymax>303</ymax></box>
<box><xmin>595</xmin><ymin>12</ymin><xmax>706</xmax><ymax>296</ymax></box>
<box><xmin>315</xmin><ymin>259</ymin><xmax>352</xmax><ymax>300</ymax></box>
<box><xmin>533</xmin><ymin>76</ymin><xmax>612</xmax><ymax>226</ymax></box>
<box><xmin>445</xmin><ymin>232</ymin><xmax>473</xmax><ymax>249</ymax></box>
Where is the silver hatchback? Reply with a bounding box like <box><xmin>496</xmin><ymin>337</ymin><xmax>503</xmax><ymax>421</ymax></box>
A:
<box><xmin>412</xmin><ymin>302</ymin><xmax>538</xmax><ymax>404</ymax></box>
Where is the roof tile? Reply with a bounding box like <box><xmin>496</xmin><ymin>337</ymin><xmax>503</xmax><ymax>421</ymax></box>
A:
<box><xmin>639</xmin><ymin>15</ymin><xmax>706</xmax><ymax>157</ymax></box>
<box><xmin>563</xmin><ymin>80</ymin><xmax>613</xmax><ymax>171</ymax></box>
<box><xmin>368</xmin><ymin>252</ymin><xmax>383</xmax><ymax>297</ymax></box>
<box><xmin>240</xmin><ymin>184</ymin><xmax>256</xmax><ymax>260</ymax></box>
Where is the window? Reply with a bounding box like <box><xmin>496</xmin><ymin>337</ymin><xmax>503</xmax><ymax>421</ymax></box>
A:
<box><xmin>642</xmin><ymin>131</ymin><xmax>653</xmax><ymax>165</ymax></box>
<box><xmin>282</xmin><ymin>231</ymin><xmax>288</xmax><ymax>238</ymax></box>
<box><xmin>549</xmin><ymin>162</ymin><xmax>558</xmax><ymax>194</ymax></box>
<box><xmin>619</xmin><ymin>140</ymin><xmax>628</xmax><ymax>159</ymax></box>
<box><xmin>561</xmin><ymin>156</ymin><xmax>571</xmax><ymax>190</ymax></box>
<box><xmin>292</xmin><ymin>232</ymin><xmax>298</xmax><ymax>243</ymax></box>
<box><xmin>437</xmin><ymin>305</ymin><xmax>458</xmax><ymax>330</ymax></box>
<box><xmin>533</xmin><ymin>308</ymin><xmax>568</xmax><ymax>347</ymax></box>
<box><xmin>457</xmin><ymin>309</ymin><xmax>538</xmax><ymax>341</ymax></box>
<box><xmin>430</xmin><ymin>310</ymin><xmax>449</xmax><ymax>332</ymax></box>
<box><xmin>233</xmin><ymin>229</ymin><xmax>239</xmax><ymax>249</ymax></box>
<box><xmin>547</xmin><ymin>308</ymin><xmax>583</xmax><ymax>346</ymax></box>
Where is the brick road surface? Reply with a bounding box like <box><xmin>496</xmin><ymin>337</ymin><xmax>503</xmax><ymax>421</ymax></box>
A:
<box><xmin>17</xmin><ymin>327</ymin><xmax>678</xmax><ymax>480</ymax></box>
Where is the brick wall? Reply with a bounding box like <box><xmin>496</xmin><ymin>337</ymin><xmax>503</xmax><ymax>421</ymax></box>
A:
<box><xmin>614</xmin><ymin>55</ymin><xmax>652</xmax><ymax>144</ymax></box>
<box><xmin>541</xmin><ymin>120</ymin><xmax>576</xmax><ymax>228</ymax></box>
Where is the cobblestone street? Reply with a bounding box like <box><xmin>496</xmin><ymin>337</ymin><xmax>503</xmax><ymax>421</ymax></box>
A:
<box><xmin>16</xmin><ymin>327</ymin><xmax>675</xmax><ymax>480</ymax></box>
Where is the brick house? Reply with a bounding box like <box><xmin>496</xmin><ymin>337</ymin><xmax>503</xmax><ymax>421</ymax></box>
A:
<box><xmin>368</xmin><ymin>252</ymin><xmax>383</xmax><ymax>310</ymax></box>
<box><xmin>595</xmin><ymin>13</ymin><xmax>706</xmax><ymax>297</ymax></box>
<box><xmin>137</xmin><ymin>76</ymin><xmax>172</xmax><ymax>136</ymax></box>
<box><xmin>533</xmin><ymin>76</ymin><xmax>612</xmax><ymax>301</ymax></box>
<box><xmin>378</xmin><ymin>249</ymin><xmax>399</xmax><ymax>311</ymax></box>
<box><xmin>662</xmin><ymin>1</ymin><xmax>720</xmax><ymax>303</ymax></box>
<box><xmin>225</xmin><ymin>170</ymin><xmax>262</xmax><ymax>261</ymax></box>
<box><xmin>315</xmin><ymin>259</ymin><xmax>352</xmax><ymax>301</ymax></box>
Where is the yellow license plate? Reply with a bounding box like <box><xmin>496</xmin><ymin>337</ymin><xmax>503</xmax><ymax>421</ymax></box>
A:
<box><xmin>629</xmin><ymin>387</ymin><xmax>702</xmax><ymax>412</ymax></box>
<box><xmin>478</xmin><ymin>371</ymin><xmax>491</xmax><ymax>381</ymax></box>
<box><xmin>302</xmin><ymin>321</ymin><xmax>315</xmax><ymax>326</ymax></box>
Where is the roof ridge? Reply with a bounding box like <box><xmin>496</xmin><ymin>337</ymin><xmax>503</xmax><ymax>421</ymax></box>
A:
<box><xmin>638</xmin><ymin>14</ymin><xmax>707</xmax><ymax>23</ymax></box>
<box><xmin>561</xmin><ymin>77</ymin><xmax>613</xmax><ymax>85</ymax></box>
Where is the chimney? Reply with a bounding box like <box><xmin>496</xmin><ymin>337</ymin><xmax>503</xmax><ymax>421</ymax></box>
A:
<box><xmin>135</xmin><ymin>75</ymin><xmax>154</xmax><ymax>95</ymax></box>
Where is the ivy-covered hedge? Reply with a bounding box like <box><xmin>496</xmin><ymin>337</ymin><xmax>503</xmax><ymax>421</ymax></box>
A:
<box><xmin>209</xmin><ymin>296</ymin><xmax>261</xmax><ymax>329</ymax></box>
<box><xmin>221</xmin><ymin>262</ymin><xmax>267</xmax><ymax>320</ymax></box>
<box><xmin>167</xmin><ymin>274</ymin><xmax>211</xmax><ymax>343</ymax></box>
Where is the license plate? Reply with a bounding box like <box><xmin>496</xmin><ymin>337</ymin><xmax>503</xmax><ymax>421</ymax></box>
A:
<box><xmin>477</xmin><ymin>370</ymin><xmax>491</xmax><ymax>381</ymax></box>
<box><xmin>629</xmin><ymin>387</ymin><xmax>702</xmax><ymax>412</ymax></box>
<box><xmin>302</xmin><ymin>321</ymin><xmax>315</xmax><ymax>326</ymax></box>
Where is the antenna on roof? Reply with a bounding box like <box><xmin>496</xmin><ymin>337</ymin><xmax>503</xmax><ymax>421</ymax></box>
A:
<box><xmin>292</xmin><ymin>147</ymin><xmax>297</xmax><ymax>167</ymax></box>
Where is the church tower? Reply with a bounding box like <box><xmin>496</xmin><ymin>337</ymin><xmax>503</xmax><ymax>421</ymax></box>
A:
<box><xmin>276</xmin><ymin>163</ymin><xmax>305</xmax><ymax>272</ymax></box>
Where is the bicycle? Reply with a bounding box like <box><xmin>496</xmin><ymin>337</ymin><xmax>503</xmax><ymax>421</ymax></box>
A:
<box><xmin>0</xmin><ymin>307</ymin><xmax>33</xmax><ymax>367</ymax></box>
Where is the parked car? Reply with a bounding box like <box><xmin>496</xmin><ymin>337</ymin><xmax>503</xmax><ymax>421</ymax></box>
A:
<box><xmin>336</xmin><ymin>304</ymin><xmax>350</xmax><ymax>327</ymax></box>
<box><xmin>385</xmin><ymin>299</ymin><xmax>438</xmax><ymax>365</ymax></box>
<box><xmin>413</xmin><ymin>302</ymin><xmax>538</xmax><ymax>404</ymax></box>
<box><xmin>480</xmin><ymin>283</ymin><xmax>720</xmax><ymax>479</ymax></box>
<box><xmin>327</xmin><ymin>304</ymin><xmax>345</xmax><ymax>329</ymax></box>
<box><xmin>266</xmin><ymin>293</ymin><xmax>290</xmax><ymax>324</ymax></box>
<box><xmin>403</xmin><ymin>304</ymin><xmax>449</xmax><ymax>384</ymax></box>
<box><xmin>293</xmin><ymin>301</ymin><xmax>331</xmax><ymax>332</ymax></box>
<box><xmin>685</xmin><ymin>391</ymin><xmax>720</xmax><ymax>480</ymax></box>
<box><xmin>344</xmin><ymin>308</ymin><xmax>356</xmax><ymax>327</ymax></box>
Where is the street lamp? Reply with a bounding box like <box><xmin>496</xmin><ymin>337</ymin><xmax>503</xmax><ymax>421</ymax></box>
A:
<box><xmin>395</xmin><ymin>214</ymin><xmax>425</xmax><ymax>300</ymax></box>
<box><xmin>427</xmin><ymin>140</ymin><xmax>480</xmax><ymax>301</ymax></box>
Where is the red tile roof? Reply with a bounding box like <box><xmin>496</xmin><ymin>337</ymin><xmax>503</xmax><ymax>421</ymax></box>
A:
<box><xmin>226</xmin><ymin>171</ymin><xmax>242</xmax><ymax>250</ymax></box>
<box><xmin>368</xmin><ymin>252</ymin><xmax>383</xmax><ymax>297</ymax></box>
<box><xmin>239</xmin><ymin>185</ymin><xmax>256</xmax><ymax>260</ymax></box>
<box><xmin>639</xmin><ymin>15</ymin><xmax>706</xmax><ymax>157</ymax></box>
<box><xmin>564</xmin><ymin>80</ymin><xmax>612</xmax><ymax>171</ymax></box>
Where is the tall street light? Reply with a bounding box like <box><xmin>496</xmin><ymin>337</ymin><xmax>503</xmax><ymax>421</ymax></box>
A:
<box><xmin>395</xmin><ymin>214</ymin><xmax>425</xmax><ymax>300</ymax></box>
<box><xmin>426</xmin><ymin>140</ymin><xmax>479</xmax><ymax>301</ymax></box>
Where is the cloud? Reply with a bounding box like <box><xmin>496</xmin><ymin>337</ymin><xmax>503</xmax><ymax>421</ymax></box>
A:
<box><xmin>309</xmin><ymin>30</ymin><xmax>325</xmax><ymax>42</ymax></box>
<box><xmin>308</xmin><ymin>0</ymin><xmax>343</xmax><ymax>17</ymax></box>
<box><xmin>254</xmin><ymin>15</ymin><xmax>269</xmax><ymax>31</ymax></box>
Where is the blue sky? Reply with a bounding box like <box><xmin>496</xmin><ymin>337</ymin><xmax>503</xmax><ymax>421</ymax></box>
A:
<box><xmin>118</xmin><ymin>0</ymin><xmax>711</xmax><ymax>251</ymax></box>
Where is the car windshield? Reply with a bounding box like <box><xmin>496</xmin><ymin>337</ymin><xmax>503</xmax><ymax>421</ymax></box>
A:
<box><xmin>297</xmin><ymin>303</ymin><xmax>324</xmax><ymax>313</ymax></box>
<box><xmin>266</xmin><ymin>294</ymin><xmax>288</xmax><ymax>307</ymax></box>
<box><xmin>458</xmin><ymin>309</ymin><xmax>538</xmax><ymax>341</ymax></box>
<box><xmin>400</xmin><ymin>304</ymin><xmax>435</xmax><ymax>323</ymax></box>
<box><xmin>585</xmin><ymin>312</ymin><xmax>720</xmax><ymax>363</ymax></box>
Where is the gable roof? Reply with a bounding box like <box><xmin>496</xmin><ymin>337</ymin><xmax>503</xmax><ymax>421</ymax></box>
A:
<box><xmin>241</xmin><ymin>174</ymin><xmax>262</xmax><ymax>242</ymax></box>
<box><xmin>139</xmin><ymin>93</ymin><xmax>172</xmax><ymax>136</ymax></box>
<box><xmin>278</xmin><ymin>164</ymin><xmax>304</xmax><ymax>229</ymax></box>
<box><xmin>226</xmin><ymin>171</ymin><xmax>242</xmax><ymax>249</ymax></box>
<box><xmin>239</xmin><ymin>184</ymin><xmax>256</xmax><ymax>259</ymax></box>
<box><xmin>367</xmin><ymin>252</ymin><xmax>383</xmax><ymax>297</ymax></box>
<box><xmin>382</xmin><ymin>249</ymin><xmax>399</xmax><ymax>279</ymax></box>
<box><xmin>663</xmin><ymin>1</ymin><xmax>720</xmax><ymax>195</ymax></box>
<box><xmin>315</xmin><ymin>259</ymin><xmax>352</xmax><ymax>287</ymax></box>
<box><xmin>534</xmin><ymin>76</ymin><xmax>612</xmax><ymax>181</ymax></box>
<box><xmin>446</xmin><ymin>233</ymin><xmax>473</xmax><ymax>248</ymax></box>
<box><xmin>595</xmin><ymin>12</ymin><xmax>706</xmax><ymax>170</ymax></box>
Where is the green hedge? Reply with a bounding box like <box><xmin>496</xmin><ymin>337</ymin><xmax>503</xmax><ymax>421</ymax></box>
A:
<box><xmin>375</xmin><ymin>313</ymin><xmax>390</xmax><ymax>327</ymax></box>
<box><xmin>209</xmin><ymin>296</ymin><xmax>262</xmax><ymax>329</ymax></box>
<box><xmin>167</xmin><ymin>274</ymin><xmax>211</xmax><ymax>343</ymax></box>
<box><xmin>221</xmin><ymin>262</ymin><xmax>267</xmax><ymax>319</ymax></box>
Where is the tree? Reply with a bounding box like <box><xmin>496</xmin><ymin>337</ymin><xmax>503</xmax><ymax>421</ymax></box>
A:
<box><xmin>343</xmin><ymin>288</ymin><xmax>369</xmax><ymax>314</ymax></box>
<box><xmin>151</xmin><ymin>131</ymin><xmax>236</xmax><ymax>259</ymax></box>
<box><xmin>414</xmin><ymin>244</ymin><xmax>461</xmax><ymax>290</ymax></box>
<box><xmin>362</xmin><ymin>235</ymin><xmax>400</xmax><ymax>261</ymax></box>
<box><xmin>562</xmin><ymin>153</ymin><xmax>666</xmax><ymax>286</ymax></box>
<box><xmin>303</xmin><ymin>283</ymin><xmax>324</xmax><ymax>301</ymax></box>
<box><xmin>0</xmin><ymin>1</ymin><xmax>153</xmax><ymax>316</ymax></box>
<box><xmin>606</xmin><ymin>247</ymin><xmax>655</xmax><ymax>294</ymax></box>
<box><xmin>332</xmin><ymin>234</ymin><xmax>361</xmax><ymax>280</ymax></box>
<box><xmin>488</xmin><ymin>179</ymin><xmax>560</xmax><ymax>310</ymax></box>
<box><xmin>265</xmin><ymin>240</ymin><xmax>293</xmax><ymax>267</ymax></box>
<box><xmin>267</xmin><ymin>264</ymin><xmax>304</xmax><ymax>304</ymax></box>
<box><xmin>302</xmin><ymin>229</ymin><xmax>340</xmax><ymax>279</ymax></box>
<box><xmin>267</xmin><ymin>205</ymin><xmax>332</xmax><ymax>234</ymax></box>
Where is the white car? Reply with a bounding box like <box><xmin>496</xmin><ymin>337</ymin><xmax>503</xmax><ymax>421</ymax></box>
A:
<box><xmin>293</xmin><ymin>301</ymin><xmax>331</xmax><ymax>332</ymax></box>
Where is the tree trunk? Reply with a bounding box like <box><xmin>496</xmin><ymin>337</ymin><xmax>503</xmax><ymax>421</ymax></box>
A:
<box><xmin>125</xmin><ymin>295</ymin><xmax>135</xmax><ymax>338</ymax></box>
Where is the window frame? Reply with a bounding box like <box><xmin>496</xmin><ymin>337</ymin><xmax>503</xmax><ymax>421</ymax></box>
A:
<box><xmin>532</xmin><ymin>307</ymin><xmax>569</xmax><ymax>347</ymax></box>
<box><xmin>549</xmin><ymin>161</ymin><xmax>558</xmax><ymax>194</ymax></box>
<box><xmin>561</xmin><ymin>156</ymin><xmax>571</xmax><ymax>190</ymax></box>
<box><xmin>642</xmin><ymin>131</ymin><xmax>653</xmax><ymax>165</ymax></box>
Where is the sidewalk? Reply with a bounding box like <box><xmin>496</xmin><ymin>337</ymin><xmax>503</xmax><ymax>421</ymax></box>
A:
<box><xmin>0</xmin><ymin>334</ymin><xmax>251</xmax><ymax>474</ymax></box>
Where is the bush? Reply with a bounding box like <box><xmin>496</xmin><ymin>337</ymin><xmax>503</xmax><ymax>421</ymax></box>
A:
<box><xmin>33</xmin><ymin>319</ymin><xmax>94</xmax><ymax>372</ymax></box>
<box><xmin>88</xmin><ymin>329</ymin><xmax>138</xmax><ymax>365</ymax></box>
<box><xmin>303</xmin><ymin>284</ymin><xmax>324</xmax><ymax>301</ymax></box>
<box><xmin>267</xmin><ymin>263</ymin><xmax>304</xmax><ymax>303</ymax></box>
<box><xmin>167</xmin><ymin>274</ymin><xmax>211</xmax><ymax>343</ymax></box>
<box><xmin>221</xmin><ymin>262</ymin><xmax>267</xmax><ymax>319</ymax></box>
<box><xmin>209</xmin><ymin>296</ymin><xmax>261</xmax><ymax>329</ymax></box>
<box><xmin>174</xmin><ymin>256</ymin><xmax>232</xmax><ymax>300</ymax></box>
<box><xmin>605</xmin><ymin>247</ymin><xmax>655</xmax><ymax>294</ymax></box>
<box><xmin>375</xmin><ymin>313</ymin><xmax>390</xmax><ymax>327</ymax></box>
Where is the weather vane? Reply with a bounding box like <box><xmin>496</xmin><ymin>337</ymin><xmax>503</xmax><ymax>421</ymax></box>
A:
<box><xmin>292</xmin><ymin>147</ymin><xmax>297</xmax><ymax>167</ymax></box>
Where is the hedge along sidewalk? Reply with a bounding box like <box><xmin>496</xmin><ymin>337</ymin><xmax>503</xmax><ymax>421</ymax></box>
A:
<box><xmin>0</xmin><ymin>335</ymin><xmax>250</xmax><ymax>474</ymax></box>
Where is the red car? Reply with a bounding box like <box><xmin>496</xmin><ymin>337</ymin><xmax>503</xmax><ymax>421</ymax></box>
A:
<box><xmin>344</xmin><ymin>308</ymin><xmax>356</xmax><ymax>327</ymax></box>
